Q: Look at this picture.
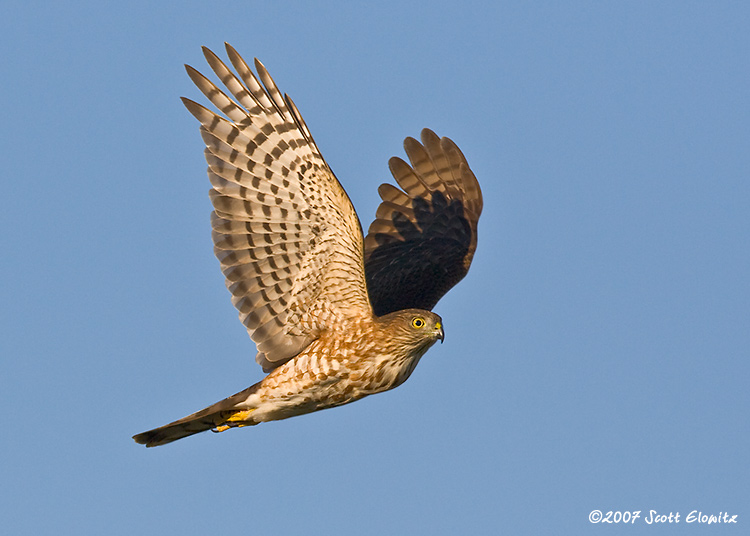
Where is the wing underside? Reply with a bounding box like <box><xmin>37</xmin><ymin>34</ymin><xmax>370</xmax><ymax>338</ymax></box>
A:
<box><xmin>185</xmin><ymin>44</ymin><xmax>372</xmax><ymax>372</ymax></box>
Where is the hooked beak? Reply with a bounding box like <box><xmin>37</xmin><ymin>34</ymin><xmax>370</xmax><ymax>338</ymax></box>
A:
<box><xmin>436</xmin><ymin>322</ymin><xmax>444</xmax><ymax>343</ymax></box>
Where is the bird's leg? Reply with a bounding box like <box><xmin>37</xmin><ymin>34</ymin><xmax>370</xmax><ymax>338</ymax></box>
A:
<box><xmin>212</xmin><ymin>409</ymin><xmax>256</xmax><ymax>433</ymax></box>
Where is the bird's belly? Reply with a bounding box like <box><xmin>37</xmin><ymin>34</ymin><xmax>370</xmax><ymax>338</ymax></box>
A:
<box><xmin>251</xmin><ymin>353</ymin><xmax>423</xmax><ymax>423</ymax></box>
<box><xmin>252</xmin><ymin>375</ymin><xmax>363</xmax><ymax>422</ymax></box>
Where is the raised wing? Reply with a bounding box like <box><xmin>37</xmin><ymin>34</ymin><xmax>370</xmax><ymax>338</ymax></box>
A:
<box><xmin>184</xmin><ymin>44</ymin><xmax>372</xmax><ymax>372</ymax></box>
<box><xmin>364</xmin><ymin>129</ymin><xmax>482</xmax><ymax>316</ymax></box>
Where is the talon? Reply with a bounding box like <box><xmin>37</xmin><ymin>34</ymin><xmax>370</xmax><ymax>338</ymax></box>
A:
<box><xmin>226</xmin><ymin>409</ymin><xmax>255</xmax><ymax>423</ymax></box>
<box><xmin>213</xmin><ymin>409</ymin><xmax>255</xmax><ymax>433</ymax></box>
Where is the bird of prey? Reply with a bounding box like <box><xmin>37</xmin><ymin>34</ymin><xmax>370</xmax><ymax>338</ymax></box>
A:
<box><xmin>133</xmin><ymin>44</ymin><xmax>482</xmax><ymax>447</ymax></box>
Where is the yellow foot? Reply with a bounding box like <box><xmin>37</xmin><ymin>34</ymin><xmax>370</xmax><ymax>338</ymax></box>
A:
<box><xmin>213</xmin><ymin>409</ymin><xmax>255</xmax><ymax>433</ymax></box>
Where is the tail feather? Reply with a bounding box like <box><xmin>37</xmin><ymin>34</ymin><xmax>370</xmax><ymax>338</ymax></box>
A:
<box><xmin>133</xmin><ymin>383</ymin><xmax>260</xmax><ymax>447</ymax></box>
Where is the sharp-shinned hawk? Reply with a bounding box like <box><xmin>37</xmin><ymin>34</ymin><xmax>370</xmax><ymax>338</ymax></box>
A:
<box><xmin>133</xmin><ymin>44</ymin><xmax>482</xmax><ymax>447</ymax></box>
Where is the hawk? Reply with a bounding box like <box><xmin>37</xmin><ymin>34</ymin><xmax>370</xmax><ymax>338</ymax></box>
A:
<box><xmin>133</xmin><ymin>44</ymin><xmax>482</xmax><ymax>447</ymax></box>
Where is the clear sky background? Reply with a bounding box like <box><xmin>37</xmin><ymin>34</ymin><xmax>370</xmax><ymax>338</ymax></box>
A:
<box><xmin>1</xmin><ymin>2</ymin><xmax>748</xmax><ymax>534</ymax></box>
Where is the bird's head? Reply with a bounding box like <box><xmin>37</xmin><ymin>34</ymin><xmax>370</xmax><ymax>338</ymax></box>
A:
<box><xmin>379</xmin><ymin>309</ymin><xmax>444</xmax><ymax>352</ymax></box>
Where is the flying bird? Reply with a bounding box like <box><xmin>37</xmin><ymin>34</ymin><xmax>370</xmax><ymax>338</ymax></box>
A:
<box><xmin>133</xmin><ymin>44</ymin><xmax>482</xmax><ymax>447</ymax></box>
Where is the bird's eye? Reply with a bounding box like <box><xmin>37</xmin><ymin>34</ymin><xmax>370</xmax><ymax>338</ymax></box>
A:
<box><xmin>411</xmin><ymin>317</ymin><xmax>426</xmax><ymax>329</ymax></box>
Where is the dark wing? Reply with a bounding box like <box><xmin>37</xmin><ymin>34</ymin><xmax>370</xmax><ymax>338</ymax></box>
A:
<box><xmin>363</xmin><ymin>129</ymin><xmax>482</xmax><ymax>316</ymax></box>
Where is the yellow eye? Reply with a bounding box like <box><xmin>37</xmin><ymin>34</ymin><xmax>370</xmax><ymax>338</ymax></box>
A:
<box><xmin>411</xmin><ymin>317</ymin><xmax>426</xmax><ymax>329</ymax></box>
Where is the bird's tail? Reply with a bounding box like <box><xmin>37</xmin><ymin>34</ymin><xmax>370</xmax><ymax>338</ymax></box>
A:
<box><xmin>133</xmin><ymin>383</ymin><xmax>260</xmax><ymax>448</ymax></box>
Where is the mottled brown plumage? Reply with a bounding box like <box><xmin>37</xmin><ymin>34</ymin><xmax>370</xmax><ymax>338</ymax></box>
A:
<box><xmin>133</xmin><ymin>44</ymin><xmax>482</xmax><ymax>447</ymax></box>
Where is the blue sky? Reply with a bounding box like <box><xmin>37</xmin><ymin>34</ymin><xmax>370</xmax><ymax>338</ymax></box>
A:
<box><xmin>2</xmin><ymin>1</ymin><xmax>748</xmax><ymax>534</ymax></box>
